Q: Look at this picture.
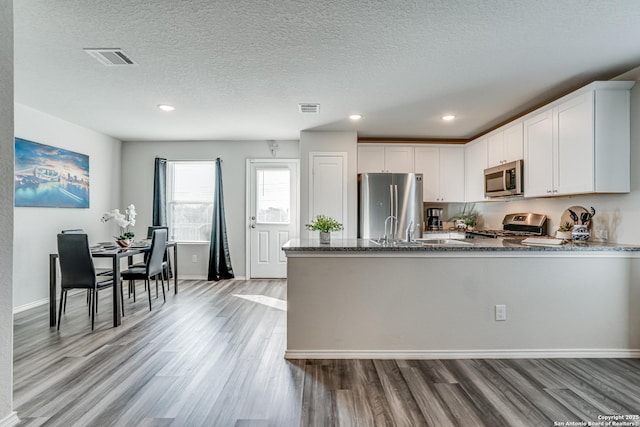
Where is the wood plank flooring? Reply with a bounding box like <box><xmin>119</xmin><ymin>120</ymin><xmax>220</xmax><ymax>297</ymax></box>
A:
<box><xmin>13</xmin><ymin>279</ymin><xmax>640</xmax><ymax>426</ymax></box>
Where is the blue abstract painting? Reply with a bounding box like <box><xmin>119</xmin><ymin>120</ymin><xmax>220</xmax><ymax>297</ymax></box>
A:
<box><xmin>14</xmin><ymin>138</ymin><xmax>90</xmax><ymax>208</ymax></box>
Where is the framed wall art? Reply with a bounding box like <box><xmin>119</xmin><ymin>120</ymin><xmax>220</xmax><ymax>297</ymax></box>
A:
<box><xmin>14</xmin><ymin>137</ymin><xmax>90</xmax><ymax>208</ymax></box>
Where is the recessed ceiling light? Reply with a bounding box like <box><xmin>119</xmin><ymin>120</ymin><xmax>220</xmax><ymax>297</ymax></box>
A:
<box><xmin>441</xmin><ymin>115</ymin><xmax>455</xmax><ymax>121</ymax></box>
<box><xmin>349</xmin><ymin>114</ymin><xmax>362</xmax><ymax>120</ymax></box>
<box><xmin>158</xmin><ymin>104</ymin><xmax>175</xmax><ymax>112</ymax></box>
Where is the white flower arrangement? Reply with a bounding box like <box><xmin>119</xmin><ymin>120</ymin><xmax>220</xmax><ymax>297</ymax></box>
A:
<box><xmin>101</xmin><ymin>204</ymin><xmax>137</xmax><ymax>240</ymax></box>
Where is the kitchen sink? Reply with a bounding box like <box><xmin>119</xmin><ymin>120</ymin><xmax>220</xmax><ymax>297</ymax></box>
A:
<box><xmin>369</xmin><ymin>238</ymin><xmax>472</xmax><ymax>247</ymax></box>
<box><xmin>369</xmin><ymin>239</ymin><xmax>422</xmax><ymax>247</ymax></box>
<box><xmin>418</xmin><ymin>239</ymin><xmax>472</xmax><ymax>246</ymax></box>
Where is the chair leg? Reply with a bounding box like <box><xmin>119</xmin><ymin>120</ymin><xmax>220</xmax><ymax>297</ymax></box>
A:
<box><xmin>91</xmin><ymin>289</ymin><xmax>96</xmax><ymax>330</ymax></box>
<box><xmin>57</xmin><ymin>289</ymin><xmax>66</xmax><ymax>331</ymax></box>
<box><xmin>96</xmin><ymin>289</ymin><xmax>99</xmax><ymax>313</ymax></box>
<box><xmin>120</xmin><ymin>282</ymin><xmax>125</xmax><ymax>317</ymax></box>
<box><xmin>63</xmin><ymin>290</ymin><xmax>68</xmax><ymax>313</ymax></box>
<box><xmin>161</xmin><ymin>272</ymin><xmax>166</xmax><ymax>303</ymax></box>
<box><xmin>146</xmin><ymin>279</ymin><xmax>152</xmax><ymax>311</ymax></box>
<box><xmin>155</xmin><ymin>276</ymin><xmax>159</xmax><ymax>299</ymax></box>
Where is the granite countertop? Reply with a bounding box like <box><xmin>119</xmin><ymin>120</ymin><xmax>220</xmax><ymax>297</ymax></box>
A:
<box><xmin>282</xmin><ymin>237</ymin><xmax>640</xmax><ymax>252</ymax></box>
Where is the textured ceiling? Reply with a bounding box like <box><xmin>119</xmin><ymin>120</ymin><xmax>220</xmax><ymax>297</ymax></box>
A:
<box><xmin>12</xmin><ymin>0</ymin><xmax>640</xmax><ymax>142</ymax></box>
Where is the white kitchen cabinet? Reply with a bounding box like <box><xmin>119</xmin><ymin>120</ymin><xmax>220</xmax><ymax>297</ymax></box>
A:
<box><xmin>414</xmin><ymin>145</ymin><xmax>465</xmax><ymax>202</ymax></box>
<box><xmin>524</xmin><ymin>109</ymin><xmax>554</xmax><ymax>197</ymax></box>
<box><xmin>357</xmin><ymin>145</ymin><xmax>414</xmax><ymax>173</ymax></box>
<box><xmin>524</xmin><ymin>81</ymin><xmax>632</xmax><ymax>198</ymax></box>
<box><xmin>357</xmin><ymin>145</ymin><xmax>385</xmax><ymax>173</ymax></box>
<box><xmin>464</xmin><ymin>137</ymin><xmax>488</xmax><ymax>202</ymax></box>
<box><xmin>487</xmin><ymin>122</ymin><xmax>523</xmax><ymax>167</ymax></box>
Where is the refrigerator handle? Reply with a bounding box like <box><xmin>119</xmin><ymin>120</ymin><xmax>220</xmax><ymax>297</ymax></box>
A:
<box><xmin>394</xmin><ymin>184</ymin><xmax>398</xmax><ymax>237</ymax></box>
<box><xmin>389</xmin><ymin>185</ymin><xmax>394</xmax><ymax>218</ymax></box>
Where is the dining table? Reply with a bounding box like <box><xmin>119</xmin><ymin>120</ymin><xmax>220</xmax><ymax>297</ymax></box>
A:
<box><xmin>49</xmin><ymin>241</ymin><xmax>178</xmax><ymax>327</ymax></box>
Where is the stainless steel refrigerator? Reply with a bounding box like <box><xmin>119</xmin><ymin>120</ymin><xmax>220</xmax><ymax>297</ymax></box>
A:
<box><xmin>358</xmin><ymin>173</ymin><xmax>423</xmax><ymax>239</ymax></box>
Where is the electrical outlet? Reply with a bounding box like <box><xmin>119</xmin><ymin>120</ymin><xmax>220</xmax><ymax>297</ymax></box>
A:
<box><xmin>495</xmin><ymin>304</ymin><xmax>507</xmax><ymax>321</ymax></box>
<box><xmin>191</xmin><ymin>255</ymin><xmax>198</xmax><ymax>263</ymax></box>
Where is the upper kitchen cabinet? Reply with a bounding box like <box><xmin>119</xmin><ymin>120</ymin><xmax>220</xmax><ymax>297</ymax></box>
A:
<box><xmin>414</xmin><ymin>145</ymin><xmax>465</xmax><ymax>202</ymax></box>
<box><xmin>487</xmin><ymin>122</ymin><xmax>523</xmax><ymax>167</ymax></box>
<box><xmin>357</xmin><ymin>145</ymin><xmax>414</xmax><ymax>173</ymax></box>
<box><xmin>464</xmin><ymin>137</ymin><xmax>488</xmax><ymax>202</ymax></box>
<box><xmin>524</xmin><ymin>81</ymin><xmax>633</xmax><ymax>198</ymax></box>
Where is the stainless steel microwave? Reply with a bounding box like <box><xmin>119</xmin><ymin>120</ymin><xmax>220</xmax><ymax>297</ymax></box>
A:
<box><xmin>484</xmin><ymin>159</ymin><xmax>523</xmax><ymax>197</ymax></box>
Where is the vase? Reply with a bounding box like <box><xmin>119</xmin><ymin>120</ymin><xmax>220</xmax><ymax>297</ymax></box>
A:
<box><xmin>116</xmin><ymin>239</ymin><xmax>132</xmax><ymax>248</ymax></box>
<box><xmin>571</xmin><ymin>225</ymin><xmax>590</xmax><ymax>241</ymax></box>
<box><xmin>319</xmin><ymin>231</ymin><xmax>331</xmax><ymax>244</ymax></box>
<box><xmin>556</xmin><ymin>231</ymin><xmax>572</xmax><ymax>240</ymax></box>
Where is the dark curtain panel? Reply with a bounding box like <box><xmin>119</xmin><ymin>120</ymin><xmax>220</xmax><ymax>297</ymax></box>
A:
<box><xmin>152</xmin><ymin>157</ymin><xmax>167</xmax><ymax>226</ymax></box>
<box><xmin>152</xmin><ymin>158</ymin><xmax>172</xmax><ymax>277</ymax></box>
<box><xmin>208</xmin><ymin>158</ymin><xmax>235</xmax><ymax>281</ymax></box>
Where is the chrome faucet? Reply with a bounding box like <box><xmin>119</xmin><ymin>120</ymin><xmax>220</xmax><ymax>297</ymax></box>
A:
<box><xmin>383</xmin><ymin>215</ymin><xmax>397</xmax><ymax>243</ymax></box>
<box><xmin>405</xmin><ymin>221</ymin><xmax>415</xmax><ymax>242</ymax></box>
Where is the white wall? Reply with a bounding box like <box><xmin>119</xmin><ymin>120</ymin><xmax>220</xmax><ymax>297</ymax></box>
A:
<box><xmin>0</xmin><ymin>0</ymin><xmax>15</xmax><ymax>423</ymax></box>
<box><xmin>120</xmin><ymin>140</ymin><xmax>299</xmax><ymax>279</ymax></box>
<box><xmin>299</xmin><ymin>131</ymin><xmax>358</xmax><ymax>239</ymax></box>
<box><xmin>456</xmin><ymin>80</ymin><xmax>640</xmax><ymax>244</ymax></box>
<box><xmin>13</xmin><ymin>104</ymin><xmax>122</xmax><ymax>309</ymax></box>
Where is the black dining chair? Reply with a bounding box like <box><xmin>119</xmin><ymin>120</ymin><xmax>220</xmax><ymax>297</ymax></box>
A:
<box><xmin>57</xmin><ymin>233</ymin><xmax>124</xmax><ymax>330</ymax></box>
<box><xmin>61</xmin><ymin>228</ymin><xmax>113</xmax><ymax>276</ymax></box>
<box><xmin>121</xmin><ymin>229</ymin><xmax>168</xmax><ymax>311</ymax></box>
<box><xmin>130</xmin><ymin>226</ymin><xmax>171</xmax><ymax>295</ymax></box>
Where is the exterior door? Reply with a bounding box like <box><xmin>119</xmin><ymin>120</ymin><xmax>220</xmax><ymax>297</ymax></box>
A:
<box><xmin>248</xmin><ymin>160</ymin><xmax>298</xmax><ymax>278</ymax></box>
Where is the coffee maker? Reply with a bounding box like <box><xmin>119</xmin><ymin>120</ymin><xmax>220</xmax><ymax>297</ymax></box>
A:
<box><xmin>426</xmin><ymin>208</ymin><xmax>443</xmax><ymax>231</ymax></box>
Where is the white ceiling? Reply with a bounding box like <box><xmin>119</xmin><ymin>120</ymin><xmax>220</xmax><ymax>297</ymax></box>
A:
<box><xmin>13</xmin><ymin>0</ymin><xmax>640</xmax><ymax>142</ymax></box>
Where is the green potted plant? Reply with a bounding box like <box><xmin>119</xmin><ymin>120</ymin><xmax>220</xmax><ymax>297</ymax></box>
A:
<box><xmin>448</xmin><ymin>203</ymin><xmax>479</xmax><ymax>230</ymax></box>
<box><xmin>305</xmin><ymin>215</ymin><xmax>343</xmax><ymax>244</ymax></box>
<box><xmin>556</xmin><ymin>222</ymin><xmax>573</xmax><ymax>240</ymax></box>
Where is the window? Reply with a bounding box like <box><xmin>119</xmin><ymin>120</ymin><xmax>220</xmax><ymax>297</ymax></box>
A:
<box><xmin>167</xmin><ymin>161</ymin><xmax>215</xmax><ymax>242</ymax></box>
<box><xmin>256</xmin><ymin>168</ymin><xmax>291</xmax><ymax>224</ymax></box>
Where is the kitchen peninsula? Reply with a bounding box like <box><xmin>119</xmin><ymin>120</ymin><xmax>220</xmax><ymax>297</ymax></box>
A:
<box><xmin>283</xmin><ymin>238</ymin><xmax>640</xmax><ymax>360</ymax></box>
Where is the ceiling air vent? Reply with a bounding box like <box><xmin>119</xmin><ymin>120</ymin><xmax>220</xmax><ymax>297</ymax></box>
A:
<box><xmin>84</xmin><ymin>48</ymin><xmax>136</xmax><ymax>66</ymax></box>
<box><xmin>299</xmin><ymin>103</ymin><xmax>320</xmax><ymax>113</ymax></box>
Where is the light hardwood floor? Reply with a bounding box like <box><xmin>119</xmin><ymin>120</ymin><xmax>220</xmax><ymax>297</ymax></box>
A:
<box><xmin>13</xmin><ymin>279</ymin><xmax>640</xmax><ymax>426</ymax></box>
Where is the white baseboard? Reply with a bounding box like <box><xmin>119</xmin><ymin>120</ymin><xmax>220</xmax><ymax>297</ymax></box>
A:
<box><xmin>0</xmin><ymin>412</ymin><xmax>19</xmax><ymax>427</ymax></box>
<box><xmin>179</xmin><ymin>275</ymin><xmax>248</xmax><ymax>281</ymax></box>
<box><xmin>285</xmin><ymin>348</ymin><xmax>640</xmax><ymax>360</ymax></box>
<box><xmin>13</xmin><ymin>298</ymin><xmax>49</xmax><ymax>314</ymax></box>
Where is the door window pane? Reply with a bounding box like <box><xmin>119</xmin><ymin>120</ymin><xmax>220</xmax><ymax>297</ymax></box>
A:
<box><xmin>256</xmin><ymin>169</ymin><xmax>290</xmax><ymax>224</ymax></box>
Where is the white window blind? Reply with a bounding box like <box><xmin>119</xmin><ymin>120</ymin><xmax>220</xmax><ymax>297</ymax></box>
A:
<box><xmin>167</xmin><ymin>161</ymin><xmax>216</xmax><ymax>242</ymax></box>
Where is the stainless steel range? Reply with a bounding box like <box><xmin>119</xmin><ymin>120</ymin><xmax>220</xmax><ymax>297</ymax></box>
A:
<box><xmin>466</xmin><ymin>213</ymin><xmax>547</xmax><ymax>238</ymax></box>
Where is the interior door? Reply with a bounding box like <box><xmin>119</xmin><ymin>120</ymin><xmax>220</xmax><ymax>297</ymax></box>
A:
<box><xmin>248</xmin><ymin>160</ymin><xmax>298</xmax><ymax>278</ymax></box>
<box><xmin>309</xmin><ymin>153</ymin><xmax>347</xmax><ymax>239</ymax></box>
